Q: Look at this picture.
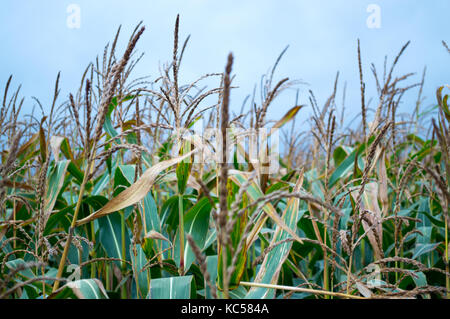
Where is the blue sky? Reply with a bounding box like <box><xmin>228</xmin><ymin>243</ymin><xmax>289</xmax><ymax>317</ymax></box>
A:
<box><xmin>0</xmin><ymin>0</ymin><xmax>449</xmax><ymax>128</ymax></box>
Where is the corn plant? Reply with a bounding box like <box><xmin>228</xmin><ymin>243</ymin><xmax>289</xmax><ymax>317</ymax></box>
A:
<box><xmin>0</xmin><ymin>17</ymin><xmax>449</xmax><ymax>300</ymax></box>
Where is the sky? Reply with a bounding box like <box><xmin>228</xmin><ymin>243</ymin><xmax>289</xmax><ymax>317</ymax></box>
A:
<box><xmin>0</xmin><ymin>0</ymin><xmax>449</xmax><ymax>129</ymax></box>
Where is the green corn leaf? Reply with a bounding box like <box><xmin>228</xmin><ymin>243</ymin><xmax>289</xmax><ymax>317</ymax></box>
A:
<box><xmin>328</xmin><ymin>137</ymin><xmax>374</xmax><ymax>188</ymax></box>
<box><xmin>412</xmin><ymin>243</ymin><xmax>440</xmax><ymax>260</ymax></box>
<box><xmin>131</xmin><ymin>244</ymin><xmax>151</xmax><ymax>298</ymax></box>
<box><xmin>140</xmin><ymin>192</ymin><xmax>161</xmax><ymax>233</ymax></box>
<box><xmin>245</xmin><ymin>175</ymin><xmax>303</xmax><ymax>298</ymax></box>
<box><xmin>67</xmin><ymin>161</ymin><xmax>84</xmax><ymax>184</ymax></box>
<box><xmin>229</xmin><ymin>170</ymin><xmax>303</xmax><ymax>247</ymax></box>
<box><xmin>147</xmin><ymin>275</ymin><xmax>194</xmax><ymax>299</ymax></box>
<box><xmin>44</xmin><ymin>160</ymin><xmax>70</xmax><ymax>218</ymax></box>
<box><xmin>92</xmin><ymin>172</ymin><xmax>110</xmax><ymax>195</ymax></box>
<box><xmin>205</xmin><ymin>255</ymin><xmax>218</xmax><ymax>299</ymax></box>
<box><xmin>174</xmin><ymin>197</ymin><xmax>212</xmax><ymax>271</ymax></box>
<box><xmin>5</xmin><ymin>259</ymin><xmax>53</xmax><ymax>296</ymax></box>
<box><xmin>38</xmin><ymin>117</ymin><xmax>47</xmax><ymax>163</ymax></box>
<box><xmin>97</xmin><ymin>213</ymin><xmax>131</xmax><ymax>266</ymax></box>
<box><xmin>176</xmin><ymin>140</ymin><xmax>192</xmax><ymax>194</ymax></box>
<box><xmin>58</xmin><ymin>279</ymin><xmax>109</xmax><ymax>299</ymax></box>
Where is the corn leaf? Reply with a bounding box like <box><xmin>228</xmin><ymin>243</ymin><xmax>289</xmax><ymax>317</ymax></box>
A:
<box><xmin>131</xmin><ymin>244</ymin><xmax>150</xmax><ymax>298</ymax></box>
<box><xmin>64</xmin><ymin>279</ymin><xmax>109</xmax><ymax>299</ymax></box>
<box><xmin>174</xmin><ymin>197</ymin><xmax>212</xmax><ymax>272</ymax></box>
<box><xmin>147</xmin><ymin>275</ymin><xmax>194</xmax><ymax>299</ymax></box>
<box><xmin>245</xmin><ymin>174</ymin><xmax>303</xmax><ymax>298</ymax></box>
<box><xmin>76</xmin><ymin>151</ymin><xmax>196</xmax><ymax>226</ymax></box>
<box><xmin>229</xmin><ymin>170</ymin><xmax>304</xmax><ymax>247</ymax></box>
<box><xmin>97</xmin><ymin>213</ymin><xmax>131</xmax><ymax>265</ymax></box>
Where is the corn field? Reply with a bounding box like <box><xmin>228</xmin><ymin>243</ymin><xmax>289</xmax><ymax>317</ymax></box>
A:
<box><xmin>0</xmin><ymin>17</ymin><xmax>449</xmax><ymax>300</ymax></box>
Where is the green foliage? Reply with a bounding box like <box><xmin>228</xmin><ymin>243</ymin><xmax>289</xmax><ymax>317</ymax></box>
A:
<box><xmin>0</xmin><ymin>21</ymin><xmax>448</xmax><ymax>300</ymax></box>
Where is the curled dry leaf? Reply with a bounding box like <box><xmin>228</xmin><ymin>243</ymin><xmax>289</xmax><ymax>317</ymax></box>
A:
<box><xmin>355</xmin><ymin>281</ymin><xmax>372</xmax><ymax>298</ymax></box>
<box><xmin>351</xmin><ymin>182</ymin><xmax>383</xmax><ymax>260</ymax></box>
<box><xmin>272</xmin><ymin>105</ymin><xmax>304</xmax><ymax>130</ymax></box>
<box><xmin>377</xmin><ymin>146</ymin><xmax>389</xmax><ymax>216</ymax></box>
<box><xmin>50</xmin><ymin>136</ymin><xmax>64</xmax><ymax>162</ymax></box>
<box><xmin>76</xmin><ymin>150</ymin><xmax>197</xmax><ymax>226</ymax></box>
<box><xmin>144</xmin><ymin>230</ymin><xmax>170</xmax><ymax>242</ymax></box>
